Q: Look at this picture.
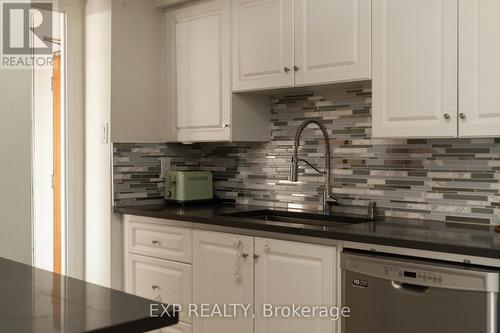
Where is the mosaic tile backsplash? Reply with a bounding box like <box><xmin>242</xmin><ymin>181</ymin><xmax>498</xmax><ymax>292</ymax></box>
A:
<box><xmin>113</xmin><ymin>83</ymin><xmax>500</xmax><ymax>225</ymax></box>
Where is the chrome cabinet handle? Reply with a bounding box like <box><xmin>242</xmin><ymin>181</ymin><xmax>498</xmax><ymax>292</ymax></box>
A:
<box><xmin>293</xmin><ymin>65</ymin><xmax>300</xmax><ymax>71</ymax></box>
<box><xmin>222</xmin><ymin>123</ymin><xmax>230</xmax><ymax>128</ymax></box>
<box><xmin>152</xmin><ymin>285</ymin><xmax>161</xmax><ymax>301</ymax></box>
<box><xmin>152</xmin><ymin>240</ymin><xmax>161</xmax><ymax>245</ymax></box>
<box><xmin>253</xmin><ymin>254</ymin><xmax>260</xmax><ymax>260</ymax></box>
<box><xmin>443</xmin><ymin>113</ymin><xmax>450</xmax><ymax>120</ymax></box>
<box><xmin>241</xmin><ymin>253</ymin><xmax>249</xmax><ymax>258</ymax></box>
<box><xmin>459</xmin><ymin>113</ymin><xmax>466</xmax><ymax>120</ymax></box>
<box><xmin>284</xmin><ymin>67</ymin><xmax>290</xmax><ymax>73</ymax></box>
<box><xmin>234</xmin><ymin>239</ymin><xmax>243</xmax><ymax>280</ymax></box>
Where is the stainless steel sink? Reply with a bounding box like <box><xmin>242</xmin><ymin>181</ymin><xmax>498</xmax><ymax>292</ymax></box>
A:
<box><xmin>223</xmin><ymin>210</ymin><xmax>372</xmax><ymax>228</ymax></box>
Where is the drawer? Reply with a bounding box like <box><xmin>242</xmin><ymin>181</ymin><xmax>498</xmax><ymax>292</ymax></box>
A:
<box><xmin>126</xmin><ymin>254</ymin><xmax>192</xmax><ymax>324</ymax></box>
<box><xmin>126</xmin><ymin>220</ymin><xmax>192</xmax><ymax>263</ymax></box>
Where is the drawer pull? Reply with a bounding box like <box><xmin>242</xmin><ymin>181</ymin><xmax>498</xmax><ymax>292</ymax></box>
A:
<box><xmin>151</xmin><ymin>240</ymin><xmax>161</xmax><ymax>246</ymax></box>
<box><xmin>152</xmin><ymin>285</ymin><xmax>162</xmax><ymax>302</ymax></box>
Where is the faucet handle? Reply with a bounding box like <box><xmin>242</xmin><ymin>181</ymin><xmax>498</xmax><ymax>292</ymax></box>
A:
<box><xmin>326</xmin><ymin>195</ymin><xmax>340</xmax><ymax>206</ymax></box>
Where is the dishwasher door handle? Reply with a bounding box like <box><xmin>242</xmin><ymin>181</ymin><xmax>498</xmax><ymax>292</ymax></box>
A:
<box><xmin>391</xmin><ymin>281</ymin><xmax>430</xmax><ymax>294</ymax></box>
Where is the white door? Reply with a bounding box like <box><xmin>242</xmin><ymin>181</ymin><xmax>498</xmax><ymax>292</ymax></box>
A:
<box><xmin>372</xmin><ymin>0</ymin><xmax>458</xmax><ymax>138</ymax></box>
<box><xmin>125</xmin><ymin>254</ymin><xmax>193</xmax><ymax>324</ymax></box>
<box><xmin>232</xmin><ymin>0</ymin><xmax>294</xmax><ymax>91</ymax></box>
<box><xmin>165</xmin><ymin>0</ymin><xmax>231</xmax><ymax>142</ymax></box>
<box><xmin>254</xmin><ymin>238</ymin><xmax>336</xmax><ymax>333</ymax></box>
<box><xmin>193</xmin><ymin>230</ymin><xmax>254</xmax><ymax>333</ymax></box>
<box><xmin>459</xmin><ymin>0</ymin><xmax>500</xmax><ymax>137</ymax></box>
<box><xmin>294</xmin><ymin>0</ymin><xmax>371</xmax><ymax>86</ymax></box>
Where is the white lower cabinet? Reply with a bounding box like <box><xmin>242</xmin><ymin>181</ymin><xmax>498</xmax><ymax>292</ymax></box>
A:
<box><xmin>125</xmin><ymin>217</ymin><xmax>338</xmax><ymax>333</ymax></box>
<box><xmin>193</xmin><ymin>230</ymin><xmax>254</xmax><ymax>333</ymax></box>
<box><xmin>192</xmin><ymin>230</ymin><xmax>337</xmax><ymax>333</ymax></box>
<box><xmin>254</xmin><ymin>238</ymin><xmax>336</xmax><ymax>333</ymax></box>
<box><xmin>126</xmin><ymin>254</ymin><xmax>193</xmax><ymax>324</ymax></box>
<box><xmin>124</xmin><ymin>217</ymin><xmax>194</xmax><ymax>332</ymax></box>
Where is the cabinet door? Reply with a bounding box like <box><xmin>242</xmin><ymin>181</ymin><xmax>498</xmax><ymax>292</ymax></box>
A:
<box><xmin>165</xmin><ymin>0</ymin><xmax>231</xmax><ymax>142</ymax></box>
<box><xmin>294</xmin><ymin>0</ymin><xmax>371</xmax><ymax>86</ymax></box>
<box><xmin>232</xmin><ymin>0</ymin><xmax>294</xmax><ymax>91</ymax></box>
<box><xmin>459</xmin><ymin>0</ymin><xmax>500</xmax><ymax>137</ymax></box>
<box><xmin>254</xmin><ymin>238</ymin><xmax>336</xmax><ymax>333</ymax></box>
<box><xmin>126</xmin><ymin>254</ymin><xmax>193</xmax><ymax>324</ymax></box>
<box><xmin>372</xmin><ymin>0</ymin><xmax>458</xmax><ymax>138</ymax></box>
<box><xmin>193</xmin><ymin>230</ymin><xmax>254</xmax><ymax>333</ymax></box>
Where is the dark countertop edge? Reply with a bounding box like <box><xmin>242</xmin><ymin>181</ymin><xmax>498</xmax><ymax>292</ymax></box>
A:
<box><xmin>114</xmin><ymin>206</ymin><xmax>500</xmax><ymax>260</ymax></box>
<box><xmin>89</xmin><ymin>316</ymin><xmax>178</xmax><ymax>333</ymax></box>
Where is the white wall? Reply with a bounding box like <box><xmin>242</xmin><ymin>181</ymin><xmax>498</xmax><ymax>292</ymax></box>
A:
<box><xmin>110</xmin><ymin>0</ymin><xmax>163</xmax><ymax>142</ymax></box>
<box><xmin>85</xmin><ymin>0</ymin><xmax>113</xmax><ymax>287</ymax></box>
<box><xmin>0</xmin><ymin>69</ymin><xmax>33</xmax><ymax>265</ymax></box>
<box><xmin>60</xmin><ymin>0</ymin><xmax>85</xmax><ymax>280</ymax></box>
<box><xmin>85</xmin><ymin>0</ymin><xmax>163</xmax><ymax>288</ymax></box>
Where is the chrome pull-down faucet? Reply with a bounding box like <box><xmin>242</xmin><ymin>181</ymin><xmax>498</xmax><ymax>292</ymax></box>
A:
<box><xmin>289</xmin><ymin>119</ymin><xmax>339</xmax><ymax>215</ymax></box>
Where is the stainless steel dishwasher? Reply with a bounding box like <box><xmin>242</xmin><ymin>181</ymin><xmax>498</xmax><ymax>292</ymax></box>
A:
<box><xmin>341</xmin><ymin>251</ymin><xmax>499</xmax><ymax>333</ymax></box>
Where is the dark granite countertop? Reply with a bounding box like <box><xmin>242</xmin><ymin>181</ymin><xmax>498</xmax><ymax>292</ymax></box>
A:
<box><xmin>115</xmin><ymin>203</ymin><xmax>500</xmax><ymax>260</ymax></box>
<box><xmin>0</xmin><ymin>257</ymin><xmax>178</xmax><ymax>332</ymax></box>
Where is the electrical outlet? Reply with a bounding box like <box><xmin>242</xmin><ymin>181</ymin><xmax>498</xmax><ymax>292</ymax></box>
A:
<box><xmin>100</xmin><ymin>123</ymin><xmax>109</xmax><ymax>144</ymax></box>
<box><xmin>159</xmin><ymin>157</ymin><xmax>170</xmax><ymax>178</ymax></box>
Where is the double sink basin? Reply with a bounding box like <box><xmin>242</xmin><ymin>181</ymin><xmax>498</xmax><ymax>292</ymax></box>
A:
<box><xmin>222</xmin><ymin>209</ymin><xmax>373</xmax><ymax>229</ymax></box>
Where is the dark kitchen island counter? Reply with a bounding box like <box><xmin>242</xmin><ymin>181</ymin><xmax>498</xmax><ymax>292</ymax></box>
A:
<box><xmin>115</xmin><ymin>203</ymin><xmax>500</xmax><ymax>260</ymax></box>
<box><xmin>0</xmin><ymin>257</ymin><xmax>178</xmax><ymax>332</ymax></box>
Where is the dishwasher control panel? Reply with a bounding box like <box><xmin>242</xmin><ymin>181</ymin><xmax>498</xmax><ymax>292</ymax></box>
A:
<box><xmin>382</xmin><ymin>264</ymin><xmax>443</xmax><ymax>285</ymax></box>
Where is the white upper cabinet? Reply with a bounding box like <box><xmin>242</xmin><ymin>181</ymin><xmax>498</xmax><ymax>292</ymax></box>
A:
<box><xmin>164</xmin><ymin>0</ymin><xmax>271</xmax><ymax>142</ymax></box>
<box><xmin>165</xmin><ymin>0</ymin><xmax>232</xmax><ymax>142</ymax></box>
<box><xmin>459</xmin><ymin>0</ymin><xmax>500</xmax><ymax>137</ymax></box>
<box><xmin>232</xmin><ymin>0</ymin><xmax>372</xmax><ymax>92</ymax></box>
<box><xmin>232</xmin><ymin>0</ymin><xmax>294</xmax><ymax>91</ymax></box>
<box><xmin>372</xmin><ymin>0</ymin><xmax>458</xmax><ymax>138</ymax></box>
<box><xmin>294</xmin><ymin>0</ymin><xmax>371</xmax><ymax>87</ymax></box>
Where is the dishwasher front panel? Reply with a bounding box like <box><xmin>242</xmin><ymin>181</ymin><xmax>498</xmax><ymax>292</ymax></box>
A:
<box><xmin>342</xmin><ymin>269</ymin><xmax>489</xmax><ymax>333</ymax></box>
<box><xmin>341</xmin><ymin>252</ymin><xmax>499</xmax><ymax>333</ymax></box>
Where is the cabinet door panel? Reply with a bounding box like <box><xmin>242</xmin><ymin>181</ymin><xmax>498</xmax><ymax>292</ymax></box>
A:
<box><xmin>193</xmin><ymin>230</ymin><xmax>254</xmax><ymax>333</ymax></box>
<box><xmin>294</xmin><ymin>0</ymin><xmax>371</xmax><ymax>86</ymax></box>
<box><xmin>232</xmin><ymin>0</ymin><xmax>294</xmax><ymax>91</ymax></box>
<box><xmin>372</xmin><ymin>0</ymin><xmax>458</xmax><ymax>138</ymax></box>
<box><xmin>126</xmin><ymin>254</ymin><xmax>193</xmax><ymax>324</ymax></box>
<box><xmin>254</xmin><ymin>238</ymin><xmax>336</xmax><ymax>333</ymax></box>
<box><xmin>165</xmin><ymin>0</ymin><xmax>231</xmax><ymax>141</ymax></box>
<box><xmin>459</xmin><ymin>0</ymin><xmax>500</xmax><ymax>137</ymax></box>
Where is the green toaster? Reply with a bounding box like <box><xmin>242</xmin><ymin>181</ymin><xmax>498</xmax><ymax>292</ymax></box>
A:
<box><xmin>165</xmin><ymin>171</ymin><xmax>213</xmax><ymax>203</ymax></box>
